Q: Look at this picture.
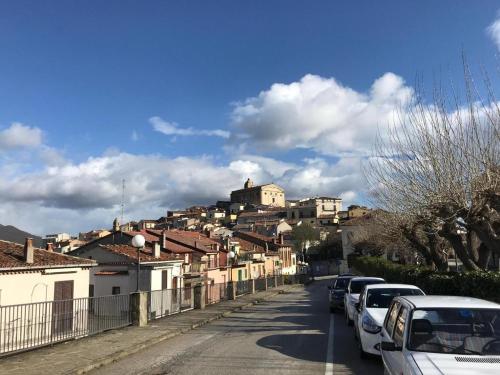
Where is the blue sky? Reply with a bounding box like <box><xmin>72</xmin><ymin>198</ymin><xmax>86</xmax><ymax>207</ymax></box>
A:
<box><xmin>0</xmin><ymin>1</ymin><xmax>499</xmax><ymax>234</ymax></box>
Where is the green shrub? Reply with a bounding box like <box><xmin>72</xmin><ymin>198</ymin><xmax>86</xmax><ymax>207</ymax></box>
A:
<box><xmin>351</xmin><ymin>256</ymin><xmax>500</xmax><ymax>303</ymax></box>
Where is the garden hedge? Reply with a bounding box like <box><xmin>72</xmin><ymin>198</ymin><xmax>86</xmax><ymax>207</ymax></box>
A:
<box><xmin>351</xmin><ymin>256</ymin><xmax>500</xmax><ymax>303</ymax></box>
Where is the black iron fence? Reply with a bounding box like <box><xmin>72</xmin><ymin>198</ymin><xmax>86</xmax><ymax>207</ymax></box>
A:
<box><xmin>255</xmin><ymin>277</ymin><xmax>267</xmax><ymax>291</ymax></box>
<box><xmin>147</xmin><ymin>287</ymin><xmax>193</xmax><ymax>321</ymax></box>
<box><xmin>235</xmin><ymin>280</ymin><xmax>250</xmax><ymax>296</ymax></box>
<box><xmin>0</xmin><ymin>294</ymin><xmax>130</xmax><ymax>356</ymax></box>
<box><xmin>266</xmin><ymin>276</ymin><xmax>276</xmax><ymax>288</ymax></box>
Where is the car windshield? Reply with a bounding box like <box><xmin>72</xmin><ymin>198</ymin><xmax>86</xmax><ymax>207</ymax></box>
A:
<box><xmin>334</xmin><ymin>278</ymin><xmax>351</xmax><ymax>289</ymax></box>
<box><xmin>408</xmin><ymin>308</ymin><xmax>500</xmax><ymax>355</ymax></box>
<box><xmin>366</xmin><ymin>288</ymin><xmax>423</xmax><ymax>308</ymax></box>
<box><xmin>350</xmin><ymin>279</ymin><xmax>384</xmax><ymax>294</ymax></box>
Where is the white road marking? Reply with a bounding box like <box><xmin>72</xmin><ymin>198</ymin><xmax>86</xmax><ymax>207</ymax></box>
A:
<box><xmin>325</xmin><ymin>313</ymin><xmax>335</xmax><ymax>375</ymax></box>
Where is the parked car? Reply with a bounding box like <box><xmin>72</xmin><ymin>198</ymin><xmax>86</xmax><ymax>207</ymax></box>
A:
<box><xmin>328</xmin><ymin>275</ymin><xmax>356</xmax><ymax>312</ymax></box>
<box><xmin>345</xmin><ymin>277</ymin><xmax>385</xmax><ymax>326</ymax></box>
<box><xmin>353</xmin><ymin>284</ymin><xmax>424</xmax><ymax>358</ymax></box>
<box><xmin>381</xmin><ymin>296</ymin><xmax>500</xmax><ymax>375</ymax></box>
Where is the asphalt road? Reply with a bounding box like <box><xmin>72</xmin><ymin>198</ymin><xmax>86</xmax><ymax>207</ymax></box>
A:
<box><xmin>91</xmin><ymin>280</ymin><xmax>383</xmax><ymax>375</ymax></box>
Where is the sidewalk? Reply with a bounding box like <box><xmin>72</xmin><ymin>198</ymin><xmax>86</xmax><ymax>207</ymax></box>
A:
<box><xmin>0</xmin><ymin>285</ymin><xmax>300</xmax><ymax>375</ymax></box>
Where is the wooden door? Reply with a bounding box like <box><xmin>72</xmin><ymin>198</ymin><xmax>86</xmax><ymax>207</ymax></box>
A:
<box><xmin>52</xmin><ymin>281</ymin><xmax>74</xmax><ymax>336</ymax></box>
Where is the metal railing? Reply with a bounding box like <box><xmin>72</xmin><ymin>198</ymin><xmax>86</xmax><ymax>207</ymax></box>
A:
<box><xmin>205</xmin><ymin>283</ymin><xmax>228</xmax><ymax>305</ymax></box>
<box><xmin>147</xmin><ymin>287</ymin><xmax>193</xmax><ymax>321</ymax></box>
<box><xmin>0</xmin><ymin>294</ymin><xmax>131</xmax><ymax>356</ymax></box>
<box><xmin>235</xmin><ymin>280</ymin><xmax>250</xmax><ymax>296</ymax></box>
<box><xmin>266</xmin><ymin>276</ymin><xmax>276</xmax><ymax>289</ymax></box>
<box><xmin>255</xmin><ymin>277</ymin><xmax>267</xmax><ymax>291</ymax></box>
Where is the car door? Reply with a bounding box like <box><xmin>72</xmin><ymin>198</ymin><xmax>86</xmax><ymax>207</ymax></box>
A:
<box><xmin>381</xmin><ymin>300</ymin><xmax>400</xmax><ymax>374</ymax></box>
<box><xmin>384</xmin><ymin>303</ymin><xmax>408</xmax><ymax>375</ymax></box>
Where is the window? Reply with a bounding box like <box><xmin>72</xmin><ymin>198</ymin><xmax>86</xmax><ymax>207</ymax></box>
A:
<box><xmin>393</xmin><ymin>306</ymin><xmax>408</xmax><ymax>347</ymax></box>
<box><xmin>272</xmin><ymin>198</ymin><xmax>276</xmax><ymax>203</ymax></box>
<box><xmin>385</xmin><ymin>301</ymin><xmax>401</xmax><ymax>337</ymax></box>
<box><xmin>161</xmin><ymin>270</ymin><xmax>168</xmax><ymax>289</ymax></box>
<box><xmin>112</xmin><ymin>286</ymin><xmax>121</xmax><ymax>295</ymax></box>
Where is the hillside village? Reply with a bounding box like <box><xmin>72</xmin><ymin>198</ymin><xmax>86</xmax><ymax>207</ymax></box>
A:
<box><xmin>0</xmin><ymin>178</ymin><xmax>371</xmax><ymax>307</ymax></box>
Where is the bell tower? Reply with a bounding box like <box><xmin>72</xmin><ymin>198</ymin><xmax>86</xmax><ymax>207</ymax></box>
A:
<box><xmin>244</xmin><ymin>178</ymin><xmax>254</xmax><ymax>189</ymax></box>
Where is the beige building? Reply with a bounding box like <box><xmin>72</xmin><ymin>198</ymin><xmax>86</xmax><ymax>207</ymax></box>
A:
<box><xmin>230</xmin><ymin>178</ymin><xmax>285</xmax><ymax>207</ymax></box>
<box><xmin>287</xmin><ymin>197</ymin><xmax>342</xmax><ymax>225</ymax></box>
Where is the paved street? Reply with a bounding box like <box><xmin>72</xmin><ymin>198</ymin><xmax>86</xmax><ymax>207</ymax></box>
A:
<box><xmin>91</xmin><ymin>280</ymin><xmax>383</xmax><ymax>375</ymax></box>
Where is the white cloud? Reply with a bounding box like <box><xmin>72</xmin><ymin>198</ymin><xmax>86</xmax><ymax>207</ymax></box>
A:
<box><xmin>487</xmin><ymin>14</ymin><xmax>500</xmax><ymax>51</ymax></box>
<box><xmin>230</xmin><ymin>73</ymin><xmax>413</xmax><ymax>156</ymax></box>
<box><xmin>150</xmin><ymin>116</ymin><xmax>230</xmax><ymax>139</ymax></box>
<box><xmin>0</xmin><ymin>149</ymin><xmax>362</xmax><ymax>234</ymax></box>
<box><xmin>0</xmin><ymin>123</ymin><xmax>43</xmax><ymax>151</ymax></box>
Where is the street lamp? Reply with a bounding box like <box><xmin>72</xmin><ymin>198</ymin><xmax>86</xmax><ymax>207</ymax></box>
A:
<box><xmin>228</xmin><ymin>250</ymin><xmax>235</xmax><ymax>282</ymax></box>
<box><xmin>131</xmin><ymin>234</ymin><xmax>145</xmax><ymax>292</ymax></box>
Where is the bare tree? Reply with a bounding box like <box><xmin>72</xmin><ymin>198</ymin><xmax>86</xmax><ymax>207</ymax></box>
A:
<box><xmin>366</xmin><ymin>60</ymin><xmax>500</xmax><ymax>270</ymax></box>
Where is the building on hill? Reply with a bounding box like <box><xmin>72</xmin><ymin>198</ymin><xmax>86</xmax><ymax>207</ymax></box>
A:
<box><xmin>347</xmin><ymin>205</ymin><xmax>371</xmax><ymax>219</ymax></box>
<box><xmin>230</xmin><ymin>178</ymin><xmax>285</xmax><ymax>207</ymax></box>
<box><xmin>287</xmin><ymin>197</ymin><xmax>342</xmax><ymax>226</ymax></box>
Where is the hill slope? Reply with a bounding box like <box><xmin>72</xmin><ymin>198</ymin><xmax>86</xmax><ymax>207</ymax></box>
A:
<box><xmin>0</xmin><ymin>224</ymin><xmax>43</xmax><ymax>247</ymax></box>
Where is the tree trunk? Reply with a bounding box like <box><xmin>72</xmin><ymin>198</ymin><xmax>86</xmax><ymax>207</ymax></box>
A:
<box><xmin>439</xmin><ymin>223</ymin><xmax>480</xmax><ymax>271</ymax></box>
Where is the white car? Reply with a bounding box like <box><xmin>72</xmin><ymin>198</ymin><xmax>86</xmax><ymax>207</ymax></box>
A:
<box><xmin>344</xmin><ymin>277</ymin><xmax>385</xmax><ymax>326</ymax></box>
<box><xmin>381</xmin><ymin>295</ymin><xmax>500</xmax><ymax>375</ymax></box>
<box><xmin>353</xmin><ymin>284</ymin><xmax>425</xmax><ymax>358</ymax></box>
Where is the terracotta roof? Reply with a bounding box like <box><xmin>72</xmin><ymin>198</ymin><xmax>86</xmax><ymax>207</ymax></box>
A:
<box><xmin>235</xmin><ymin>231</ymin><xmax>274</xmax><ymax>243</ymax></box>
<box><xmin>0</xmin><ymin>240</ymin><xmax>95</xmax><ymax>269</ymax></box>
<box><xmin>162</xmin><ymin>241</ymin><xmax>193</xmax><ymax>254</ymax></box>
<box><xmin>234</xmin><ymin>238</ymin><xmax>266</xmax><ymax>253</ymax></box>
<box><xmin>98</xmin><ymin>244</ymin><xmax>179</xmax><ymax>262</ymax></box>
<box><xmin>125</xmin><ymin>230</ymin><xmax>161</xmax><ymax>243</ymax></box>
<box><xmin>162</xmin><ymin>230</ymin><xmax>220</xmax><ymax>254</ymax></box>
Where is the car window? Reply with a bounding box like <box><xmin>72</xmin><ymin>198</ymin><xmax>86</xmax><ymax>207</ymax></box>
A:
<box><xmin>393</xmin><ymin>306</ymin><xmax>408</xmax><ymax>347</ymax></box>
<box><xmin>349</xmin><ymin>279</ymin><xmax>385</xmax><ymax>294</ymax></box>
<box><xmin>385</xmin><ymin>301</ymin><xmax>401</xmax><ymax>336</ymax></box>
<box><xmin>334</xmin><ymin>278</ymin><xmax>350</xmax><ymax>289</ymax></box>
<box><xmin>366</xmin><ymin>288</ymin><xmax>424</xmax><ymax>308</ymax></box>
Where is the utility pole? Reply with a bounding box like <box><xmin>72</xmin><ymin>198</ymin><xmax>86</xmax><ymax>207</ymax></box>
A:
<box><xmin>121</xmin><ymin>179</ymin><xmax>125</xmax><ymax>226</ymax></box>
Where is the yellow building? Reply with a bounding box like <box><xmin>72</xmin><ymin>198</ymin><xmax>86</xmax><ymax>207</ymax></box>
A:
<box><xmin>230</xmin><ymin>178</ymin><xmax>285</xmax><ymax>207</ymax></box>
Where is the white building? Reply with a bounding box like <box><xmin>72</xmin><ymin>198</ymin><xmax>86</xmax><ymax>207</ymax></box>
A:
<box><xmin>70</xmin><ymin>242</ymin><xmax>184</xmax><ymax>297</ymax></box>
<box><xmin>0</xmin><ymin>238</ymin><xmax>95</xmax><ymax>306</ymax></box>
<box><xmin>0</xmin><ymin>238</ymin><xmax>95</xmax><ymax>352</ymax></box>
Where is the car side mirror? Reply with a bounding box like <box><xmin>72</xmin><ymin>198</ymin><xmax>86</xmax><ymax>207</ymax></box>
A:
<box><xmin>380</xmin><ymin>341</ymin><xmax>401</xmax><ymax>352</ymax></box>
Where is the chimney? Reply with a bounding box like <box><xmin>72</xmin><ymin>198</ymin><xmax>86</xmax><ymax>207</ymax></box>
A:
<box><xmin>46</xmin><ymin>242</ymin><xmax>54</xmax><ymax>252</ymax></box>
<box><xmin>23</xmin><ymin>238</ymin><xmax>34</xmax><ymax>264</ymax></box>
<box><xmin>279</xmin><ymin>233</ymin><xmax>284</xmax><ymax>245</ymax></box>
<box><xmin>152</xmin><ymin>241</ymin><xmax>161</xmax><ymax>259</ymax></box>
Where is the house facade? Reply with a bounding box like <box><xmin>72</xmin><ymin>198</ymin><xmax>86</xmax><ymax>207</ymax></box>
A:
<box><xmin>287</xmin><ymin>197</ymin><xmax>342</xmax><ymax>226</ymax></box>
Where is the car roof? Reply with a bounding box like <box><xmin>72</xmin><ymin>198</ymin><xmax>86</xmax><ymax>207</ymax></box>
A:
<box><xmin>365</xmin><ymin>283</ymin><xmax>421</xmax><ymax>290</ymax></box>
<box><xmin>349</xmin><ymin>277</ymin><xmax>385</xmax><ymax>282</ymax></box>
<box><xmin>336</xmin><ymin>275</ymin><xmax>355</xmax><ymax>279</ymax></box>
<box><xmin>398</xmin><ymin>295</ymin><xmax>500</xmax><ymax>309</ymax></box>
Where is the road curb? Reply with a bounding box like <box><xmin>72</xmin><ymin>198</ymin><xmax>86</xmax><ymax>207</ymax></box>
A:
<box><xmin>71</xmin><ymin>286</ymin><xmax>298</xmax><ymax>374</ymax></box>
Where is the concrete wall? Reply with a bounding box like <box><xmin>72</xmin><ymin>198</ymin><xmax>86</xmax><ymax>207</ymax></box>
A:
<box><xmin>0</xmin><ymin>268</ymin><xmax>91</xmax><ymax>306</ymax></box>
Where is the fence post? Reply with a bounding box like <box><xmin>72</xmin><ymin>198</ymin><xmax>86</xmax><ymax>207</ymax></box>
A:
<box><xmin>130</xmin><ymin>291</ymin><xmax>148</xmax><ymax>327</ymax></box>
<box><xmin>274</xmin><ymin>274</ymin><xmax>278</xmax><ymax>287</ymax></box>
<box><xmin>194</xmin><ymin>284</ymin><xmax>206</xmax><ymax>310</ymax></box>
<box><xmin>227</xmin><ymin>281</ymin><xmax>237</xmax><ymax>300</ymax></box>
<box><xmin>249</xmin><ymin>279</ymin><xmax>255</xmax><ymax>294</ymax></box>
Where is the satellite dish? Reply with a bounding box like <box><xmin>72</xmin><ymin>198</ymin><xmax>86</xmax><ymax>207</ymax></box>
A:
<box><xmin>131</xmin><ymin>234</ymin><xmax>146</xmax><ymax>248</ymax></box>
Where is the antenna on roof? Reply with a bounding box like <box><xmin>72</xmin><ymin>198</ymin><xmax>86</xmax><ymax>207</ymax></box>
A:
<box><xmin>120</xmin><ymin>179</ymin><xmax>126</xmax><ymax>226</ymax></box>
